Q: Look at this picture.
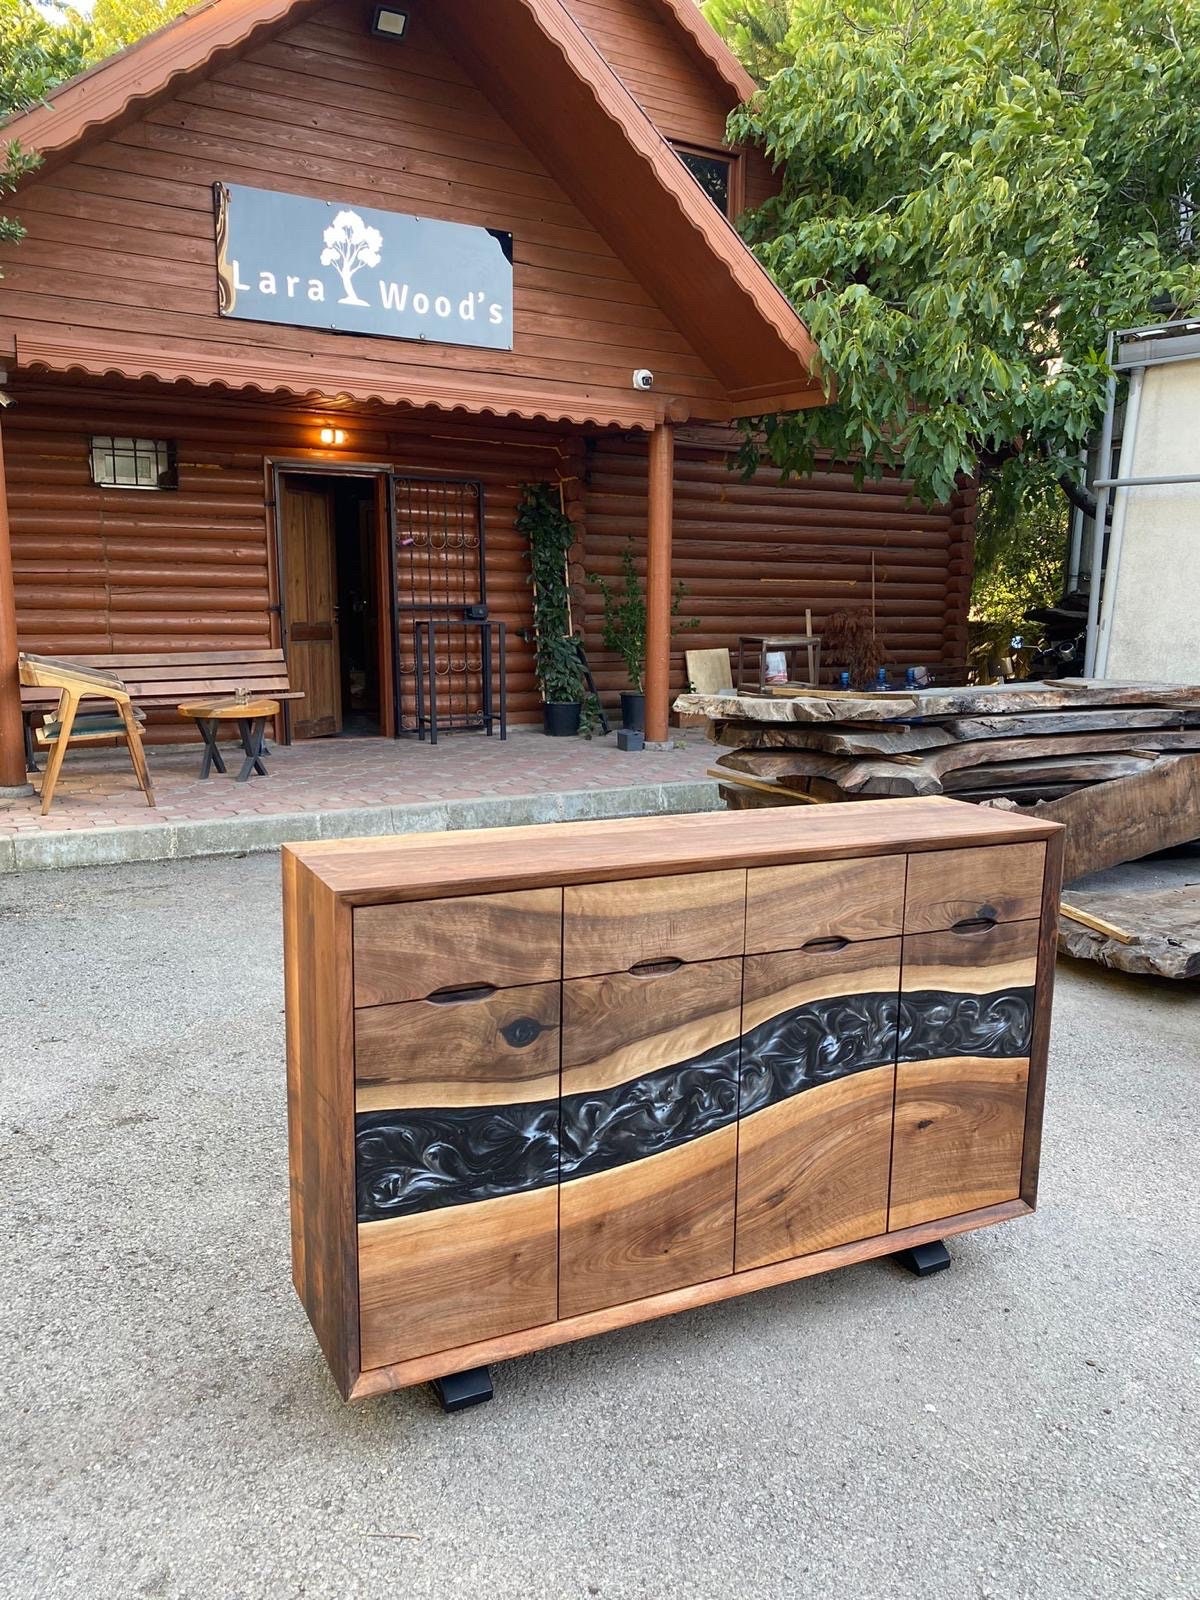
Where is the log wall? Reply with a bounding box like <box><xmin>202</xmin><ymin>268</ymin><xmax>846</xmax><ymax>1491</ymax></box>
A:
<box><xmin>4</xmin><ymin>386</ymin><xmax>975</xmax><ymax>740</ymax></box>
<box><xmin>4</xmin><ymin>380</ymin><xmax>569</xmax><ymax>734</ymax></box>
<box><xmin>579</xmin><ymin>430</ymin><xmax>976</xmax><ymax>708</ymax></box>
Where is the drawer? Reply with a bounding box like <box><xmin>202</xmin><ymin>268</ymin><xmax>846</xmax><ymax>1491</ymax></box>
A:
<box><xmin>741</xmin><ymin>937</ymin><xmax>903</xmax><ymax>1103</ymax></box>
<box><xmin>559</xmin><ymin>957</ymin><xmax>742</xmax><ymax>1317</ymax></box>
<box><xmin>745</xmin><ymin>854</ymin><xmax>905</xmax><ymax>952</ymax></box>
<box><xmin>353</xmin><ymin>888</ymin><xmax>562</xmax><ymax>1006</ymax></box>
<box><xmin>904</xmin><ymin>843</ymin><xmax>1045</xmax><ymax>933</ymax></box>
<box><xmin>562</xmin><ymin>869</ymin><xmax>744</xmax><ymax>979</ymax></box>
<box><xmin>889</xmin><ymin>1057</ymin><xmax>1028</xmax><ymax>1230</ymax></box>
<box><xmin>900</xmin><ymin>919</ymin><xmax>1039</xmax><ymax>1064</ymax></box>
<box><xmin>355</xmin><ymin>981</ymin><xmax>561</xmax><ymax>1112</ymax></box>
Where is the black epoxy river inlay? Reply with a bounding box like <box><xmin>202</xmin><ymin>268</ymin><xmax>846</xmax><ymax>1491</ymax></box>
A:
<box><xmin>355</xmin><ymin>986</ymin><xmax>1034</xmax><ymax>1222</ymax></box>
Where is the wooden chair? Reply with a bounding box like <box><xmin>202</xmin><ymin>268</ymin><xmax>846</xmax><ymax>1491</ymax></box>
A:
<box><xmin>17</xmin><ymin>653</ymin><xmax>155</xmax><ymax>815</ymax></box>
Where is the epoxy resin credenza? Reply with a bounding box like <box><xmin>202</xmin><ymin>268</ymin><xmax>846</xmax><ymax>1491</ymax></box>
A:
<box><xmin>283</xmin><ymin>798</ymin><xmax>1063</xmax><ymax>1402</ymax></box>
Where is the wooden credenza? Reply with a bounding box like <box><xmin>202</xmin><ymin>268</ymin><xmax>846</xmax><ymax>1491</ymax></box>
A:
<box><xmin>283</xmin><ymin>798</ymin><xmax>1063</xmax><ymax>1402</ymax></box>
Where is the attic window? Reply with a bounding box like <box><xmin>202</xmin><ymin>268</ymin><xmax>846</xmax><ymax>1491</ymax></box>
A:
<box><xmin>673</xmin><ymin>144</ymin><xmax>735</xmax><ymax>217</ymax></box>
<box><xmin>90</xmin><ymin>436</ymin><xmax>178</xmax><ymax>490</ymax></box>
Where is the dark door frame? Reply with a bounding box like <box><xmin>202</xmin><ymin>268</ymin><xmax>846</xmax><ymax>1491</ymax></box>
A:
<box><xmin>267</xmin><ymin>458</ymin><xmax>490</xmax><ymax>743</ymax></box>
<box><xmin>268</xmin><ymin>459</ymin><xmax>395</xmax><ymax>743</ymax></box>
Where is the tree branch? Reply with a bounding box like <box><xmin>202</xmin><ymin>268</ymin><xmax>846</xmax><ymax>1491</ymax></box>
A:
<box><xmin>1057</xmin><ymin>471</ymin><xmax>1098</xmax><ymax>520</ymax></box>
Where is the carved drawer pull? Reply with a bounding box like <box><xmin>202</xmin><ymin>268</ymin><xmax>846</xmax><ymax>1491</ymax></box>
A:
<box><xmin>951</xmin><ymin>916</ymin><xmax>997</xmax><ymax>934</ymax></box>
<box><xmin>426</xmin><ymin>982</ymin><xmax>499</xmax><ymax>1004</ymax></box>
<box><xmin>629</xmin><ymin>956</ymin><xmax>684</xmax><ymax>976</ymax></box>
<box><xmin>802</xmin><ymin>935</ymin><xmax>849</xmax><ymax>953</ymax></box>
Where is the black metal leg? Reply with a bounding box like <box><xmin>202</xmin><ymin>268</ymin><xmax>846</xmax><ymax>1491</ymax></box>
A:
<box><xmin>24</xmin><ymin>714</ymin><xmax>39</xmax><ymax>774</ymax></box>
<box><xmin>482</xmin><ymin>621</ymin><xmax>494</xmax><ymax>737</ymax></box>
<box><xmin>428</xmin><ymin>619</ymin><xmax>438</xmax><ymax>746</ymax></box>
<box><xmin>892</xmin><ymin>1239</ymin><xmax>952</xmax><ymax>1277</ymax></box>
<box><xmin>430</xmin><ymin>1366</ymin><xmax>493</xmax><ymax>1413</ymax></box>
<box><xmin>198</xmin><ymin>719</ymin><xmax>226</xmax><ymax>779</ymax></box>
<box><xmin>498</xmin><ymin>621</ymin><xmax>507</xmax><ymax>740</ymax></box>
<box><xmin>414</xmin><ymin>623</ymin><xmax>427</xmax><ymax>742</ymax></box>
<box><xmin>234</xmin><ymin>717</ymin><xmax>269</xmax><ymax>782</ymax></box>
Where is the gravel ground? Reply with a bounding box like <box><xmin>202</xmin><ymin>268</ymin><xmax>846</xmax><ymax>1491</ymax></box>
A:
<box><xmin>1</xmin><ymin>854</ymin><xmax>1197</xmax><ymax>1600</ymax></box>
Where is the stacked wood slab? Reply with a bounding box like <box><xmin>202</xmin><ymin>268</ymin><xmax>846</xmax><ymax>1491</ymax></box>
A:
<box><xmin>677</xmin><ymin>679</ymin><xmax>1200</xmax><ymax>806</ymax></box>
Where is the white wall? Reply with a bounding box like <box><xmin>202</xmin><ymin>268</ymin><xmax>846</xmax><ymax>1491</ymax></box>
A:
<box><xmin>1102</xmin><ymin>358</ymin><xmax>1200</xmax><ymax>681</ymax></box>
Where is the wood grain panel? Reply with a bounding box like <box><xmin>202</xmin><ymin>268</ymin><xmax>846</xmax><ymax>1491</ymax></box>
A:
<box><xmin>353</xmin><ymin>888</ymin><xmax>562</xmax><ymax>1005</ymax></box>
<box><xmin>904</xmin><ymin>842</ymin><xmax>1046</xmax><ymax>932</ymax></box>
<box><xmin>559</xmin><ymin>1125</ymin><xmax>737</xmax><ymax>1318</ymax></box>
<box><xmin>281</xmin><ymin>850</ymin><xmax>358</xmax><ymax>1398</ymax></box>
<box><xmin>745</xmin><ymin>854</ymin><xmax>906</xmax><ymax>952</ymax></box>
<box><xmin>742</xmin><ymin>936</ymin><xmax>902</xmax><ymax>1029</ymax></box>
<box><xmin>562</xmin><ymin>868</ymin><xmax>745</xmax><ymax>977</ymax></box>
<box><xmin>735</xmin><ymin>1065</ymin><xmax>894</xmax><ymax>1271</ymax></box>
<box><xmin>352</xmin><ymin>1198</ymin><xmax>1033</xmax><ymax>1395</ymax></box>
<box><xmin>889</xmin><ymin>1056</ymin><xmax>1029</xmax><ymax>1230</ymax></box>
<box><xmin>355</xmin><ymin>980</ymin><xmax>561</xmax><ymax>1110</ymax></box>
<box><xmin>1022</xmin><ymin>826</ymin><xmax>1064</xmax><ymax>1208</ymax></box>
<box><xmin>561</xmin><ymin>956</ymin><xmax>742</xmax><ymax>1094</ymax></box>
<box><xmin>900</xmin><ymin>919</ymin><xmax>1040</xmax><ymax>1003</ymax></box>
<box><xmin>357</xmin><ymin>1187</ymin><xmax>558</xmax><ymax>1368</ymax></box>
<box><xmin>296</xmin><ymin>802</ymin><xmax>1060</xmax><ymax>906</ymax></box>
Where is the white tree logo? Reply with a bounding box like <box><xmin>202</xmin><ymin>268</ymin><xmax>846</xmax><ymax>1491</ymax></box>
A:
<box><xmin>320</xmin><ymin>209</ymin><xmax>383</xmax><ymax>307</ymax></box>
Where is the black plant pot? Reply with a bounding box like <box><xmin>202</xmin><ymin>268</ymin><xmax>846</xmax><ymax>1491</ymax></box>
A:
<box><xmin>543</xmin><ymin>701</ymin><xmax>582</xmax><ymax>737</ymax></box>
<box><xmin>619</xmin><ymin>690</ymin><xmax>645</xmax><ymax>733</ymax></box>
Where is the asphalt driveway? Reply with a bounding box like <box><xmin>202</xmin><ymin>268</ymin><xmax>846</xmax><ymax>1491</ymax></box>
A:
<box><xmin>1</xmin><ymin>854</ymin><xmax>1196</xmax><ymax>1600</ymax></box>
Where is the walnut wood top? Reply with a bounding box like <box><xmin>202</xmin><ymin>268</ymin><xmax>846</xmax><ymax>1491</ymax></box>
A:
<box><xmin>285</xmin><ymin>798</ymin><xmax>1061</xmax><ymax>906</ymax></box>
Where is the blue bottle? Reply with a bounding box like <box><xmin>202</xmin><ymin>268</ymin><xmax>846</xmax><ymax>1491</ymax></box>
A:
<box><xmin>875</xmin><ymin>667</ymin><xmax>889</xmax><ymax>689</ymax></box>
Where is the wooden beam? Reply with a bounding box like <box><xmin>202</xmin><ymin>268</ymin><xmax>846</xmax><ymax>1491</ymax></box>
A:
<box><xmin>0</xmin><ymin>411</ymin><xmax>30</xmax><ymax>790</ymax></box>
<box><xmin>644</xmin><ymin>421</ymin><xmax>675</xmax><ymax>744</ymax></box>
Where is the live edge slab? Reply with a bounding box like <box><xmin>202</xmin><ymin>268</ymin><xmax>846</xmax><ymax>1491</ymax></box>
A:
<box><xmin>282</xmin><ymin>798</ymin><xmax>1064</xmax><ymax>1402</ymax></box>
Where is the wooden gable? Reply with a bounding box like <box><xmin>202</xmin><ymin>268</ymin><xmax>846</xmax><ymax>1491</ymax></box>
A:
<box><xmin>0</xmin><ymin>0</ymin><xmax>734</xmax><ymax>426</ymax></box>
<box><xmin>561</xmin><ymin>0</ymin><xmax>778</xmax><ymax>210</ymax></box>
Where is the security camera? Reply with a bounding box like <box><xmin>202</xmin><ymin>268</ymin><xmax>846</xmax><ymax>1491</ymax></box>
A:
<box><xmin>632</xmin><ymin>368</ymin><xmax>654</xmax><ymax>391</ymax></box>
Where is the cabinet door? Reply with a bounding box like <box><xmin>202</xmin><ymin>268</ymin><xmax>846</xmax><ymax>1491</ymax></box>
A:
<box><xmin>558</xmin><ymin>957</ymin><xmax>743</xmax><ymax>1317</ymax></box>
<box><xmin>735</xmin><ymin>938</ymin><xmax>901</xmax><ymax>1271</ymax></box>
<box><xmin>354</xmin><ymin>982</ymin><xmax>561</xmax><ymax>1369</ymax></box>
<box><xmin>889</xmin><ymin>919</ymin><xmax>1039</xmax><ymax>1230</ymax></box>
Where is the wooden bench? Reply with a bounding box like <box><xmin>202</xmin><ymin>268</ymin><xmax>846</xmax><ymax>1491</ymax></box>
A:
<box><xmin>20</xmin><ymin>648</ymin><xmax>302</xmax><ymax>769</ymax></box>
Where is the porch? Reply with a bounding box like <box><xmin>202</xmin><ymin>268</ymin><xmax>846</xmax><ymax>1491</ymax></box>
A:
<box><xmin>0</xmin><ymin>724</ymin><xmax>718</xmax><ymax>873</ymax></box>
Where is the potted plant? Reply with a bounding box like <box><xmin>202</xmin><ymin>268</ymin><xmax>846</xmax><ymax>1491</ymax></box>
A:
<box><xmin>589</xmin><ymin>540</ymin><xmax>697</xmax><ymax>732</ymax></box>
<box><xmin>517</xmin><ymin>481</ymin><xmax>585</xmax><ymax>735</ymax></box>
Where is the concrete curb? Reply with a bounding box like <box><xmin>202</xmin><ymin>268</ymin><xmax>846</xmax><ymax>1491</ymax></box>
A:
<box><xmin>0</xmin><ymin>779</ymin><xmax>722</xmax><ymax>873</ymax></box>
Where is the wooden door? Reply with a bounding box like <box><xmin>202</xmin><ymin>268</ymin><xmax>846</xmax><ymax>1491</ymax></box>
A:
<box><xmin>558</xmin><ymin>956</ymin><xmax>743</xmax><ymax>1318</ymax></box>
<box><xmin>281</xmin><ymin>482</ymin><xmax>341</xmax><ymax>739</ymax></box>
<box><xmin>735</xmin><ymin>938</ymin><xmax>902</xmax><ymax>1270</ymax></box>
<box><xmin>889</xmin><ymin>918</ymin><xmax>1040</xmax><ymax>1230</ymax></box>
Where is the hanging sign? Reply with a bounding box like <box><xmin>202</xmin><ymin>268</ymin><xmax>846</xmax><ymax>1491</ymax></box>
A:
<box><xmin>213</xmin><ymin>183</ymin><xmax>513</xmax><ymax>351</ymax></box>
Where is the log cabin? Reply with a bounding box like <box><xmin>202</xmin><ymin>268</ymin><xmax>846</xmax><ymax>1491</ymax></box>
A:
<box><xmin>0</xmin><ymin>0</ymin><xmax>978</xmax><ymax>785</ymax></box>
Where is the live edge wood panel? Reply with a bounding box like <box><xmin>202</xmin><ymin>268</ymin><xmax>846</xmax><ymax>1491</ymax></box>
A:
<box><xmin>282</xmin><ymin>800</ymin><xmax>1063</xmax><ymax>1400</ymax></box>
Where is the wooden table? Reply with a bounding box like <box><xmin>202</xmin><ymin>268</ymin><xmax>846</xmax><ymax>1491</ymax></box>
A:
<box><xmin>178</xmin><ymin>697</ymin><xmax>280</xmax><ymax>782</ymax></box>
<box><xmin>282</xmin><ymin>800</ymin><xmax>1063</xmax><ymax>1409</ymax></box>
<box><xmin>737</xmin><ymin>631</ymin><xmax>822</xmax><ymax>693</ymax></box>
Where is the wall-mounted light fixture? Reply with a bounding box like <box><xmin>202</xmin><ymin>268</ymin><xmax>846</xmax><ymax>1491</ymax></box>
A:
<box><xmin>319</xmin><ymin>426</ymin><xmax>347</xmax><ymax>446</ymax></box>
<box><xmin>371</xmin><ymin>5</ymin><xmax>409</xmax><ymax>39</ymax></box>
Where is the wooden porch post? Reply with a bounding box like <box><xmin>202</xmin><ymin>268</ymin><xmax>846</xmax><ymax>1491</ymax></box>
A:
<box><xmin>0</xmin><ymin>406</ymin><xmax>29</xmax><ymax>791</ymax></box>
<box><xmin>644</xmin><ymin>420</ymin><xmax>675</xmax><ymax>744</ymax></box>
